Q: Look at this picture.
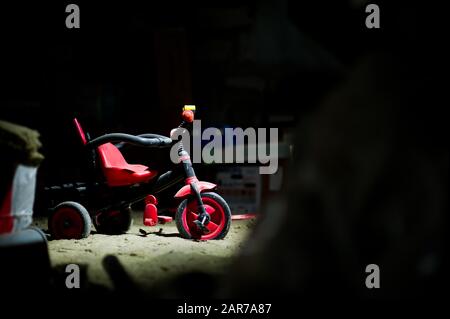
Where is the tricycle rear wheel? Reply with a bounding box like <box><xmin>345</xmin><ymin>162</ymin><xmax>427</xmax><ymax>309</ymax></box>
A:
<box><xmin>48</xmin><ymin>201</ymin><xmax>91</xmax><ymax>239</ymax></box>
<box><xmin>93</xmin><ymin>206</ymin><xmax>133</xmax><ymax>235</ymax></box>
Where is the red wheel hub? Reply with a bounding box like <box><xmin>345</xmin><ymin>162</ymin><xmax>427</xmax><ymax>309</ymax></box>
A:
<box><xmin>51</xmin><ymin>208</ymin><xmax>84</xmax><ymax>239</ymax></box>
<box><xmin>182</xmin><ymin>196</ymin><xmax>226</xmax><ymax>240</ymax></box>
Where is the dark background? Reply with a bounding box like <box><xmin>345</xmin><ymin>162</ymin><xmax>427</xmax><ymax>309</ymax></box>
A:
<box><xmin>1</xmin><ymin>0</ymin><xmax>404</xmax><ymax>183</ymax></box>
<box><xmin>0</xmin><ymin>1</ymin><xmax>447</xmax><ymax>299</ymax></box>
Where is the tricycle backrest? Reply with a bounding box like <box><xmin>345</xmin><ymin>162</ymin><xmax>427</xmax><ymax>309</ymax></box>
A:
<box><xmin>73</xmin><ymin>118</ymin><xmax>87</xmax><ymax>145</ymax></box>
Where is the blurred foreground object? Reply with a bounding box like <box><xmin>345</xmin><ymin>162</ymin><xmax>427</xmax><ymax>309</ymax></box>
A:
<box><xmin>222</xmin><ymin>50</ymin><xmax>447</xmax><ymax>299</ymax></box>
<box><xmin>0</xmin><ymin>120</ymin><xmax>44</xmax><ymax>233</ymax></box>
<box><xmin>0</xmin><ymin>120</ymin><xmax>50</xmax><ymax>291</ymax></box>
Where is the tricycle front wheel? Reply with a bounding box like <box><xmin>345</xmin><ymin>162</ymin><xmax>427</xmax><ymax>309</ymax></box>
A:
<box><xmin>175</xmin><ymin>192</ymin><xmax>231</xmax><ymax>240</ymax></box>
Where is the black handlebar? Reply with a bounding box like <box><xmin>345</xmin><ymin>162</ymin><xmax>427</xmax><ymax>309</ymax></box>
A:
<box><xmin>86</xmin><ymin>133</ymin><xmax>172</xmax><ymax>149</ymax></box>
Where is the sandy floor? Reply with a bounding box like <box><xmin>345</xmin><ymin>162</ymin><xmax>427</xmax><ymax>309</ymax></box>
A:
<box><xmin>32</xmin><ymin>212</ymin><xmax>255</xmax><ymax>293</ymax></box>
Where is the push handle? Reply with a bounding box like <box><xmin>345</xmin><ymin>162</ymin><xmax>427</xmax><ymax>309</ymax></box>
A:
<box><xmin>86</xmin><ymin>133</ymin><xmax>172</xmax><ymax>149</ymax></box>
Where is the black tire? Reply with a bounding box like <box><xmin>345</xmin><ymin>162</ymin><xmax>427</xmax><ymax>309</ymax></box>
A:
<box><xmin>48</xmin><ymin>201</ymin><xmax>91</xmax><ymax>239</ymax></box>
<box><xmin>93</xmin><ymin>206</ymin><xmax>133</xmax><ymax>235</ymax></box>
<box><xmin>175</xmin><ymin>192</ymin><xmax>231</xmax><ymax>240</ymax></box>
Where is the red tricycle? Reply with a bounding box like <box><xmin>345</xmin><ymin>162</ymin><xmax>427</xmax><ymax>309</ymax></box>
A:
<box><xmin>46</xmin><ymin>105</ymin><xmax>231</xmax><ymax>240</ymax></box>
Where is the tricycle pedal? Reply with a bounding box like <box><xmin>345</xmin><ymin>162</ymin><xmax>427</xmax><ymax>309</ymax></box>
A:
<box><xmin>158</xmin><ymin>216</ymin><xmax>172</xmax><ymax>224</ymax></box>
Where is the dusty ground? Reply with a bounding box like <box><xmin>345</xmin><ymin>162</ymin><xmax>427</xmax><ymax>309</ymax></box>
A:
<box><xmin>33</xmin><ymin>212</ymin><xmax>254</xmax><ymax>293</ymax></box>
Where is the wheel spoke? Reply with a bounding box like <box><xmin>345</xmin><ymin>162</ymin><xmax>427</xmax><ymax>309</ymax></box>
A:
<box><xmin>204</xmin><ymin>204</ymin><xmax>216</xmax><ymax>216</ymax></box>
<box><xmin>206</xmin><ymin>220</ymin><xmax>219</xmax><ymax>233</ymax></box>
<box><xmin>187</xmin><ymin>210</ymin><xmax>199</xmax><ymax>221</ymax></box>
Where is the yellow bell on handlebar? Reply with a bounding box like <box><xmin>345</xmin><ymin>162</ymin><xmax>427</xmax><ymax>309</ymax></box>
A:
<box><xmin>183</xmin><ymin>105</ymin><xmax>196</xmax><ymax>112</ymax></box>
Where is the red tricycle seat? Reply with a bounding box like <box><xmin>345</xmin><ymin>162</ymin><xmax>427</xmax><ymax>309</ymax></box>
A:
<box><xmin>73</xmin><ymin>118</ymin><xmax>157</xmax><ymax>187</ymax></box>
<box><xmin>97</xmin><ymin>143</ymin><xmax>157</xmax><ymax>187</ymax></box>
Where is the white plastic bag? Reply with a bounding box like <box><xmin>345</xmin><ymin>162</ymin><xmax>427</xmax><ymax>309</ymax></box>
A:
<box><xmin>11</xmin><ymin>164</ymin><xmax>37</xmax><ymax>232</ymax></box>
